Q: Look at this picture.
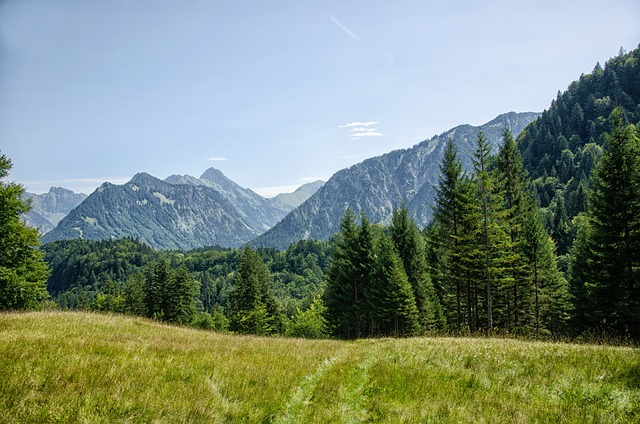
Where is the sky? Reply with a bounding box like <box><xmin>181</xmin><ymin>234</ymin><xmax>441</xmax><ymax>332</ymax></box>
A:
<box><xmin>1</xmin><ymin>1</ymin><xmax>639</xmax><ymax>197</ymax></box>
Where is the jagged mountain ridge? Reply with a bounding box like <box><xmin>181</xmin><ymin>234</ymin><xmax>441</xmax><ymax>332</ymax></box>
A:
<box><xmin>42</xmin><ymin>168</ymin><xmax>322</xmax><ymax>250</ymax></box>
<box><xmin>165</xmin><ymin>168</ymin><xmax>290</xmax><ymax>231</ymax></box>
<box><xmin>23</xmin><ymin>187</ymin><xmax>87</xmax><ymax>234</ymax></box>
<box><xmin>254</xmin><ymin>112</ymin><xmax>541</xmax><ymax>250</ymax></box>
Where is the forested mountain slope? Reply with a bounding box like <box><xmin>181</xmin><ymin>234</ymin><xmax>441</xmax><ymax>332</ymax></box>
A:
<box><xmin>517</xmin><ymin>46</ymin><xmax>640</xmax><ymax>253</ymax></box>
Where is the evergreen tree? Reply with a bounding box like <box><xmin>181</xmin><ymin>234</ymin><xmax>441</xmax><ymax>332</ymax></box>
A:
<box><xmin>390</xmin><ymin>204</ymin><xmax>443</xmax><ymax>330</ymax></box>
<box><xmin>471</xmin><ymin>131</ymin><xmax>514</xmax><ymax>331</ymax></box>
<box><xmin>578</xmin><ymin>112</ymin><xmax>640</xmax><ymax>336</ymax></box>
<box><xmin>228</xmin><ymin>246</ymin><xmax>283</xmax><ymax>335</ymax></box>
<box><xmin>432</xmin><ymin>138</ymin><xmax>466</xmax><ymax>331</ymax></box>
<box><xmin>521</xmin><ymin>197</ymin><xmax>570</xmax><ymax>335</ymax></box>
<box><xmin>372</xmin><ymin>234</ymin><xmax>420</xmax><ymax>336</ymax></box>
<box><xmin>496</xmin><ymin>128</ymin><xmax>530</xmax><ymax>328</ymax></box>
<box><xmin>0</xmin><ymin>152</ymin><xmax>50</xmax><ymax>310</ymax></box>
<box><xmin>355</xmin><ymin>212</ymin><xmax>377</xmax><ymax>336</ymax></box>
<box><xmin>164</xmin><ymin>265</ymin><xmax>198</xmax><ymax>324</ymax></box>
<box><xmin>124</xmin><ymin>272</ymin><xmax>147</xmax><ymax>316</ymax></box>
<box><xmin>324</xmin><ymin>209</ymin><xmax>360</xmax><ymax>338</ymax></box>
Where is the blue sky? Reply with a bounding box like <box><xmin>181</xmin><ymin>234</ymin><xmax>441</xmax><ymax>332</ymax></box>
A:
<box><xmin>1</xmin><ymin>1</ymin><xmax>638</xmax><ymax>196</ymax></box>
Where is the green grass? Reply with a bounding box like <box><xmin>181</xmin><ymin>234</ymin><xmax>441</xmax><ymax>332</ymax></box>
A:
<box><xmin>1</xmin><ymin>311</ymin><xmax>639</xmax><ymax>423</ymax></box>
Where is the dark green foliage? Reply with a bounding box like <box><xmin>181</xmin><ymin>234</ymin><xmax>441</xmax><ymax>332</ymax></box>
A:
<box><xmin>432</xmin><ymin>139</ymin><xmax>467</xmax><ymax>331</ymax></box>
<box><xmin>518</xmin><ymin>46</ymin><xmax>640</xmax><ymax>252</ymax></box>
<box><xmin>371</xmin><ymin>234</ymin><xmax>420</xmax><ymax>336</ymax></box>
<box><xmin>390</xmin><ymin>205</ymin><xmax>443</xmax><ymax>330</ymax></box>
<box><xmin>471</xmin><ymin>131</ymin><xmax>515</xmax><ymax>330</ymax></box>
<box><xmin>430</xmin><ymin>130</ymin><xmax>570</xmax><ymax>336</ymax></box>
<box><xmin>143</xmin><ymin>260</ymin><xmax>199</xmax><ymax>324</ymax></box>
<box><xmin>123</xmin><ymin>273</ymin><xmax>147</xmax><ymax>316</ymax></box>
<box><xmin>571</xmin><ymin>113</ymin><xmax>640</xmax><ymax>337</ymax></box>
<box><xmin>325</xmin><ymin>209</ymin><xmax>426</xmax><ymax>338</ymax></box>
<box><xmin>0</xmin><ymin>152</ymin><xmax>50</xmax><ymax>310</ymax></box>
<box><xmin>42</xmin><ymin>237</ymin><xmax>157</xmax><ymax>296</ymax></box>
<box><xmin>228</xmin><ymin>247</ymin><xmax>283</xmax><ymax>335</ymax></box>
<box><xmin>324</xmin><ymin>209</ymin><xmax>370</xmax><ymax>339</ymax></box>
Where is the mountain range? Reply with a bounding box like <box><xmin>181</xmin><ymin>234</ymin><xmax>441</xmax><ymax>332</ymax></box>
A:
<box><xmin>40</xmin><ymin>112</ymin><xmax>539</xmax><ymax>250</ymax></box>
<box><xmin>42</xmin><ymin>170</ymin><xmax>323</xmax><ymax>250</ymax></box>
<box><xmin>254</xmin><ymin>111</ymin><xmax>541</xmax><ymax>249</ymax></box>
<box><xmin>23</xmin><ymin>187</ymin><xmax>87</xmax><ymax>234</ymax></box>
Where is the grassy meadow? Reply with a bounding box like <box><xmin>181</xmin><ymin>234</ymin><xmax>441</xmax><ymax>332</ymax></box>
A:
<box><xmin>1</xmin><ymin>311</ymin><xmax>639</xmax><ymax>423</ymax></box>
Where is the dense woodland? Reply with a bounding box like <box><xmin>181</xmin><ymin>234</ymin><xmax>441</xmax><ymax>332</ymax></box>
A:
<box><xmin>1</xmin><ymin>47</ymin><xmax>640</xmax><ymax>341</ymax></box>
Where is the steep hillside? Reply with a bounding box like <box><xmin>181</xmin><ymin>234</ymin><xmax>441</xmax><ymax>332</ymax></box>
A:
<box><xmin>516</xmin><ymin>46</ymin><xmax>640</xmax><ymax>254</ymax></box>
<box><xmin>255</xmin><ymin>112</ymin><xmax>540</xmax><ymax>249</ymax></box>
<box><xmin>43</xmin><ymin>172</ymin><xmax>268</xmax><ymax>250</ymax></box>
<box><xmin>22</xmin><ymin>187</ymin><xmax>87</xmax><ymax>234</ymax></box>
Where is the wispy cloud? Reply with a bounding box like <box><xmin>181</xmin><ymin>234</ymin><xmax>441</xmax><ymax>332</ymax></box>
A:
<box><xmin>207</xmin><ymin>156</ymin><xmax>228</xmax><ymax>161</ymax></box>
<box><xmin>339</xmin><ymin>120</ymin><xmax>384</xmax><ymax>140</ymax></box>
<box><xmin>330</xmin><ymin>15</ymin><xmax>359</xmax><ymax>40</ymax></box>
<box><xmin>339</xmin><ymin>121</ymin><xmax>378</xmax><ymax>128</ymax></box>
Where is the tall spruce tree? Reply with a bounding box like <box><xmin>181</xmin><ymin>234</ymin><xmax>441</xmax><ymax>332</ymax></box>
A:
<box><xmin>521</xmin><ymin>196</ymin><xmax>570</xmax><ymax>335</ymax></box>
<box><xmin>390</xmin><ymin>204</ymin><xmax>443</xmax><ymax>330</ymax></box>
<box><xmin>324</xmin><ymin>209</ymin><xmax>360</xmax><ymax>338</ymax></box>
<box><xmin>0</xmin><ymin>153</ymin><xmax>49</xmax><ymax>310</ymax></box>
<box><xmin>471</xmin><ymin>131</ymin><xmax>514</xmax><ymax>331</ymax></box>
<box><xmin>432</xmin><ymin>138</ymin><xmax>466</xmax><ymax>331</ymax></box>
<box><xmin>577</xmin><ymin>111</ymin><xmax>640</xmax><ymax>336</ymax></box>
<box><xmin>372</xmin><ymin>234</ymin><xmax>420</xmax><ymax>336</ymax></box>
<box><xmin>324</xmin><ymin>210</ymin><xmax>387</xmax><ymax>338</ymax></box>
<box><xmin>496</xmin><ymin>128</ymin><xmax>530</xmax><ymax>328</ymax></box>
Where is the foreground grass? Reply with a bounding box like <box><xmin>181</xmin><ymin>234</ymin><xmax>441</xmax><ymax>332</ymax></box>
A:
<box><xmin>1</xmin><ymin>312</ymin><xmax>639</xmax><ymax>423</ymax></box>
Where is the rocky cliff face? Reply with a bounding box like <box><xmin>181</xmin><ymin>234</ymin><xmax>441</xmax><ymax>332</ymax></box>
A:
<box><xmin>23</xmin><ymin>187</ymin><xmax>87</xmax><ymax>234</ymax></box>
<box><xmin>254</xmin><ymin>112</ymin><xmax>541</xmax><ymax>249</ymax></box>
<box><xmin>166</xmin><ymin>168</ymin><xmax>290</xmax><ymax>231</ymax></box>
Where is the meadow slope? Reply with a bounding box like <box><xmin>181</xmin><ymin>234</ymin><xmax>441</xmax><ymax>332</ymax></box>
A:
<box><xmin>1</xmin><ymin>311</ymin><xmax>639</xmax><ymax>423</ymax></box>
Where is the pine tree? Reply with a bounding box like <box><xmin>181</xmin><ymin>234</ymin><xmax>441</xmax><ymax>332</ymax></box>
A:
<box><xmin>0</xmin><ymin>152</ymin><xmax>50</xmax><ymax>310</ymax></box>
<box><xmin>144</xmin><ymin>262</ymin><xmax>160</xmax><ymax>318</ymax></box>
<box><xmin>355</xmin><ymin>212</ymin><xmax>376</xmax><ymax>336</ymax></box>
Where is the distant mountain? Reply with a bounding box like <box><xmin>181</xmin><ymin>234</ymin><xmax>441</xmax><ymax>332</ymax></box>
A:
<box><xmin>23</xmin><ymin>187</ymin><xmax>87</xmax><ymax>234</ymax></box>
<box><xmin>254</xmin><ymin>112</ymin><xmax>541</xmax><ymax>249</ymax></box>
<box><xmin>270</xmin><ymin>180</ymin><xmax>325</xmax><ymax>210</ymax></box>
<box><xmin>166</xmin><ymin>168</ymin><xmax>289</xmax><ymax>231</ymax></box>
<box><xmin>43</xmin><ymin>169</ymin><xmax>291</xmax><ymax>250</ymax></box>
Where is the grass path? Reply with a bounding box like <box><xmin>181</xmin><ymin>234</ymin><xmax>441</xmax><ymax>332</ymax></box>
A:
<box><xmin>275</xmin><ymin>354</ymin><xmax>344</xmax><ymax>424</ymax></box>
<box><xmin>2</xmin><ymin>311</ymin><xmax>640</xmax><ymax>423</ymax></box>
